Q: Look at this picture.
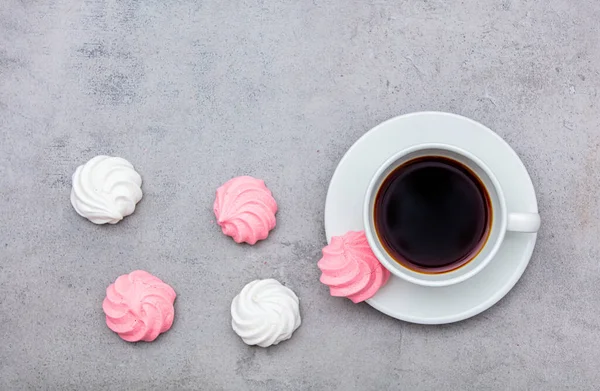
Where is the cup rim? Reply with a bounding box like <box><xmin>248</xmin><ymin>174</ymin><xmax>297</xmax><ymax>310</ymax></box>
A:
<box><xmin>363</xmin><ymin>143</ymin><xmax>508</xmax><ymax>287</ymax></box>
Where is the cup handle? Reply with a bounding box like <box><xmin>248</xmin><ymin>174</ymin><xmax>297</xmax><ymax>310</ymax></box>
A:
<box><xmin>507</xmin><ymin>212</ymin><xmax>540</xmax><ymax>233</ymax></box>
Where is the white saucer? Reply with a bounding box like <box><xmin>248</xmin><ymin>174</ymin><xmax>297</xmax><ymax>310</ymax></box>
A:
<box><xmin>324</xmin><ymin>112</ymin><xmax>539</xmax><ymax>324</ymax></box>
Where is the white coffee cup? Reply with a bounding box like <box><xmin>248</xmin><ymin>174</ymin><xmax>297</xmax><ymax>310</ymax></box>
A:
<box><xmin>363</xmin><ymin>143</ymin><xmax>540</xmax><ymax>287</ymax></box>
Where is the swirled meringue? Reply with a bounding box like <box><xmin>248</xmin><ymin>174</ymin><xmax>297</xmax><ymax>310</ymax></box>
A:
<box><xmin>102</xmin><ymin>270</ymin><xmax>176</xmax><ymax>342</ymax></box>
<box><xmin>213</xmin><ymin>176</ymin><xmax>277</xmax><ymax>245</ymax></box>
<box><xmin>71</xmin><ymin>155</ymin><xmax>143</xmax><ymax>224</ymax></box>
<box><xmin>231</xmin><ymin>279</ymin><xmax>301</xmax><ymax>348</ymax></box>
<box><xmin>318</xmin><ymin>231</ymin><xmax>390</xmax><ymax>303</ymax></box>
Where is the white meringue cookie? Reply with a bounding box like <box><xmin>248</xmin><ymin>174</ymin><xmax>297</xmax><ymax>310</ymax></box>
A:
<box><xmin>231</xmin><ymin>279</ymin><xmax>301</xmax><ymax>348</ymax></box>
<box><xmin>70</xmin><ymin>155</ymin><xmax>143</xmax><ymax>224</ymax></box>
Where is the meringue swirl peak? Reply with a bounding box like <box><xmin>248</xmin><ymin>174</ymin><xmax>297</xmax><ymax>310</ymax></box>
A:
<box><xmin>231</xmin><ymin>279</ymin><xmax>301</xmax><ymax>348</ymax></box>
<box><xmin>71</xmin><ymin>155</ymin><xmax>142</xmax><ymax>224</ymax></box>
<box><xmin>213</xmin><ymin>176</ymin><xmax>277</xmax><ymax>245</ymax></box>
<box><xmin>318</xmin><ymin>231</ymin><xmax>390</xmax><ymax>303</ymax></box>
<box><xmin>102</xmin><ymin>270</ymin><xmax>176</xmax><ymax>342</ymax></box>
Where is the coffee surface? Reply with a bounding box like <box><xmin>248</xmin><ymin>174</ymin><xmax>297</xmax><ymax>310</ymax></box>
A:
<box><xmin>374</xmin><ymin>156</ymin><xmax>491</xmax><ymax>273</ymax></box>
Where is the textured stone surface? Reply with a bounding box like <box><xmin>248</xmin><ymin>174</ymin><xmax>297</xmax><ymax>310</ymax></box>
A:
<box><xmin>1</xmin><ymin>0</ymin><xmax>599</xmax><ymax>390</ymax></box>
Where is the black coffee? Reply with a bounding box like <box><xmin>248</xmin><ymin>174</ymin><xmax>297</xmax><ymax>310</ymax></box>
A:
<box><xmin>374</xmin><ymin>156</ymin><xmax>491</xmax><ymax>273</ymax></box>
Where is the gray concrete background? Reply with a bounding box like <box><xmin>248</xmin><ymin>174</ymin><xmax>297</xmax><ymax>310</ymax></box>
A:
<box><xmin>1</xmin><ymin>0</ymin><xmax>599</xmax><ymax>390</ymax></box>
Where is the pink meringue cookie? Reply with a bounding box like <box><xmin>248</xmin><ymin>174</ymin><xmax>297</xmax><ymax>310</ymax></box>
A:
<box><xmin>102</xmin><ymin>270</ymin><xmax>176</xmax><ymax>342</ymax></box>
<box><xmin>318</xmin><ymin>231</ymin><xmax>390</xmax><ymax>303</ymax></box>
<box><xmin>213</xmin><ymin>176</ymin><xmax>278</xmax><ymax>245</ymax></box>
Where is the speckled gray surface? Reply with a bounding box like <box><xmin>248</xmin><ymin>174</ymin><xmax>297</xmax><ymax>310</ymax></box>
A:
<box><xmin>1</xmin><ymin>0</ymin><xmax>599</xmax><ymax>390</ymax></box>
